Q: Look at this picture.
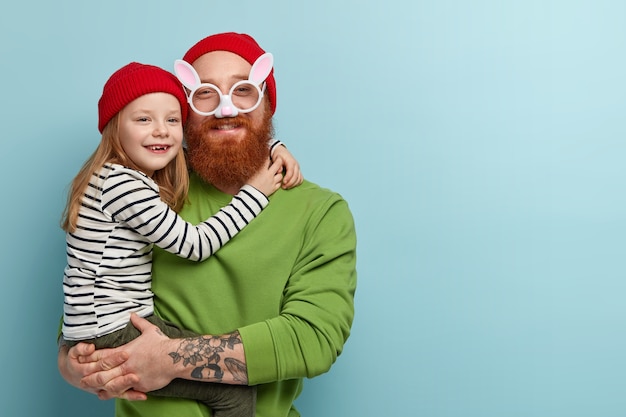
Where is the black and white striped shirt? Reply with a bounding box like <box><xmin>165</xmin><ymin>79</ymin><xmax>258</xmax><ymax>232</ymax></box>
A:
<box><xmin>62</xmin><ymin>163</ymin><xmax>268</xmax><ymax>340</ymax></box>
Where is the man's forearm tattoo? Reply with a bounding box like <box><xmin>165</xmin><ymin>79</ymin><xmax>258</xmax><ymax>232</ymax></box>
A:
<box><xmin>168</xmin><ymin>331</ymin><xmax>249</xmax><ymax>384</ymax></box>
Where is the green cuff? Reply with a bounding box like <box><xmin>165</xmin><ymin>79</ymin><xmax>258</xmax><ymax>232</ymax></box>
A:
<box><xmin>239</xmin><ymin>320</ymin><xmax>278</xmax><ymax>385</ymax></box>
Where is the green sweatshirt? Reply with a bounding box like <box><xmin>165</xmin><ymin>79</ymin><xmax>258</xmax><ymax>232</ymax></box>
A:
<box><xmin>116</xmin><ymin>173</ymin><xmax>357</xmax><ymax>417</ymax></box>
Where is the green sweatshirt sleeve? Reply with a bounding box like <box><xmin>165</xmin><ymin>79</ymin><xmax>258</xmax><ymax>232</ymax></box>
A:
<box><xmin>240</xmin><ymin>196</ymin><xmax>357</xmax><ymax>384</ymax></box>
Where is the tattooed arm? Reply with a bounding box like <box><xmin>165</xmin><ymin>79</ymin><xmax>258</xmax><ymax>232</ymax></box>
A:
<box><xmin>77</xmin><ymin>314</ymin><xmax>249</xmax><ymax>398</ymax></box>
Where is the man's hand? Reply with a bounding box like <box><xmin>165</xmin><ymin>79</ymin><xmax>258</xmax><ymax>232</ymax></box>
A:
<box><xmin>81</xmin><ymin>313</ymin><xmax>179</xmax><ymax>394</ymax></box>
<box><xmin>58</xmin><ymin>340</ymin><xmax>147</xmax><ymax>401</ymax></box>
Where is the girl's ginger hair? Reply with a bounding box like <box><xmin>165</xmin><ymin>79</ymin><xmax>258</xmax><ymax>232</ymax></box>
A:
<box><xmin>61</xmin><ymin>114</ymin><xmax>189</xmax><ymax>233</ymax></box>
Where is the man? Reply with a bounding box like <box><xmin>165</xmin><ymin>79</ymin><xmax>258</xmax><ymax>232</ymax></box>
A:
<box><xmin>58</xmin><ymin>32</ymin><xmax>357</xmax><ymax>417</ymax></box>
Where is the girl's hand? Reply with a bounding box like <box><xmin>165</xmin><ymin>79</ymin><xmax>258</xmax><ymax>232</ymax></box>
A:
<box><xmin>247</xmin><ymin>159</ymin><xmax>283</xmax><ymax>197</ymax></box>
<box><xmin>272</xmin><ymin>145</ymin><xmax>303</xmax><ymax>189</ymax></box>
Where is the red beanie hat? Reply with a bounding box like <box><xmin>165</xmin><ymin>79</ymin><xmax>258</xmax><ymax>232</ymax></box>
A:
<box><xmin>98</xmin><ymin>62</ymin><xmax>188</xmax><ymax>133</ymax></box>
<box><xmin>183</xmin><ymin>32</ymin><xmax>277</xmax><ymax>115</ymax></box>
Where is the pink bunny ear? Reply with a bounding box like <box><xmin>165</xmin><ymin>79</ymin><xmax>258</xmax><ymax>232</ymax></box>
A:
<box><xmin>249</xmin><ymin>53</ymin><xmax>273</xmax><ymax>84</ymax></box>
<box><xmin>174</xmin><ymin>59</ymin><xmax>200</xmax><ymax>90</ymax></box>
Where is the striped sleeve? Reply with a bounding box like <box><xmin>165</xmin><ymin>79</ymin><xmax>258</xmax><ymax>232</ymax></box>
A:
<box><xmin>269</xmin><ymin>138</ymin><xmax>284</xmax><ymax>156</ymax></box>
<box><xmin>101</xmin><ymin>168</ymin><xmax>269</xmax><ymax>261</ymax></box>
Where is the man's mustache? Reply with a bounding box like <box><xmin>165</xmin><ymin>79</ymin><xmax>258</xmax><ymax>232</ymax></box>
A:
<box><xmin>197</xmin><ymin>115</ymin><xmax>252</xmax><ymax>132</ymax></box>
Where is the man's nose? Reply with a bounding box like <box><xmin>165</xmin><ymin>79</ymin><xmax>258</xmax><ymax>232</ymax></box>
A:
<box><xmin>215</xmin><ymin>95</ymin><xmax>238</xmax><ymax>118</ymax></box>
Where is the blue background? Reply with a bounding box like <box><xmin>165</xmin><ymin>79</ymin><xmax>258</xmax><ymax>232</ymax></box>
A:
<box><xmin>1</xmin><ymin>1</ymin><xmax>625</xmax><ymax>416</ymax></box>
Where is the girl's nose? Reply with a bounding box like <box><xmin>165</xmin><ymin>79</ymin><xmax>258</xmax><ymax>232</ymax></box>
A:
<box><xmin>153</xmin><ymin>123</ymin><xmax>169</xmax><ymax>136</ymax></box>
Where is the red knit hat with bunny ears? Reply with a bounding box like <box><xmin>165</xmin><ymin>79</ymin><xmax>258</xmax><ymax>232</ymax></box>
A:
<box><xmin>182</xmin><ymin>32</ymin><xmax>277</xmax><ymax>115</ymax></box>
<box><xmin>98</xmin><ymin>62</ymin><xmax>188</xmax><ymax>133</ymax></box>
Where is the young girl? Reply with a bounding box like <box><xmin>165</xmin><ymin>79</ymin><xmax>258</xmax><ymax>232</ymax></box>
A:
<box><xmin>60</xmin><ymin>62</ymin><xmax>301</xmax><ymax>417</ymax></box>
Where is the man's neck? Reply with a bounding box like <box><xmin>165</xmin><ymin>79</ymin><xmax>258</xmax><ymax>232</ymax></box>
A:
<box><xmin>213</xmin><ymin>182</ymin><xmax>243</xmax><ymax>196</ymax></box>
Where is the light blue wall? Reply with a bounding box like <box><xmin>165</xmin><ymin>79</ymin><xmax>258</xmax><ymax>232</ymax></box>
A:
<box><xmin>1</xmin><ymin>1</ymin><xmax>625</xmax><ymax>416</ymax></box>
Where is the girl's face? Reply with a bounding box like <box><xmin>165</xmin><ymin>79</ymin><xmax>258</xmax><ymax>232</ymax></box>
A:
<box><xmin>118</xmin><ymin>92</ymin><xmax>183</xmax><ymax>177</ymax></box>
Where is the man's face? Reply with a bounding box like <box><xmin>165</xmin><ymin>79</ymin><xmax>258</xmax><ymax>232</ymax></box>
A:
<box><xmin>186</xmin><ymin>51</ymin><xmax>267</xmax><ymax>137</ymax></box>
<box><xmin>184</xmin><ymin>51</ymin><xmax>273</xmax><ymax>190</ymax></box>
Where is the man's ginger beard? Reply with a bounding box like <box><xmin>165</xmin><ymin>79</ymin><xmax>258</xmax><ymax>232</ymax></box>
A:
<box><xmin>184</xmin><ymin>108</ymin><xmax>274</xmax><ymax>190</ymax></box>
